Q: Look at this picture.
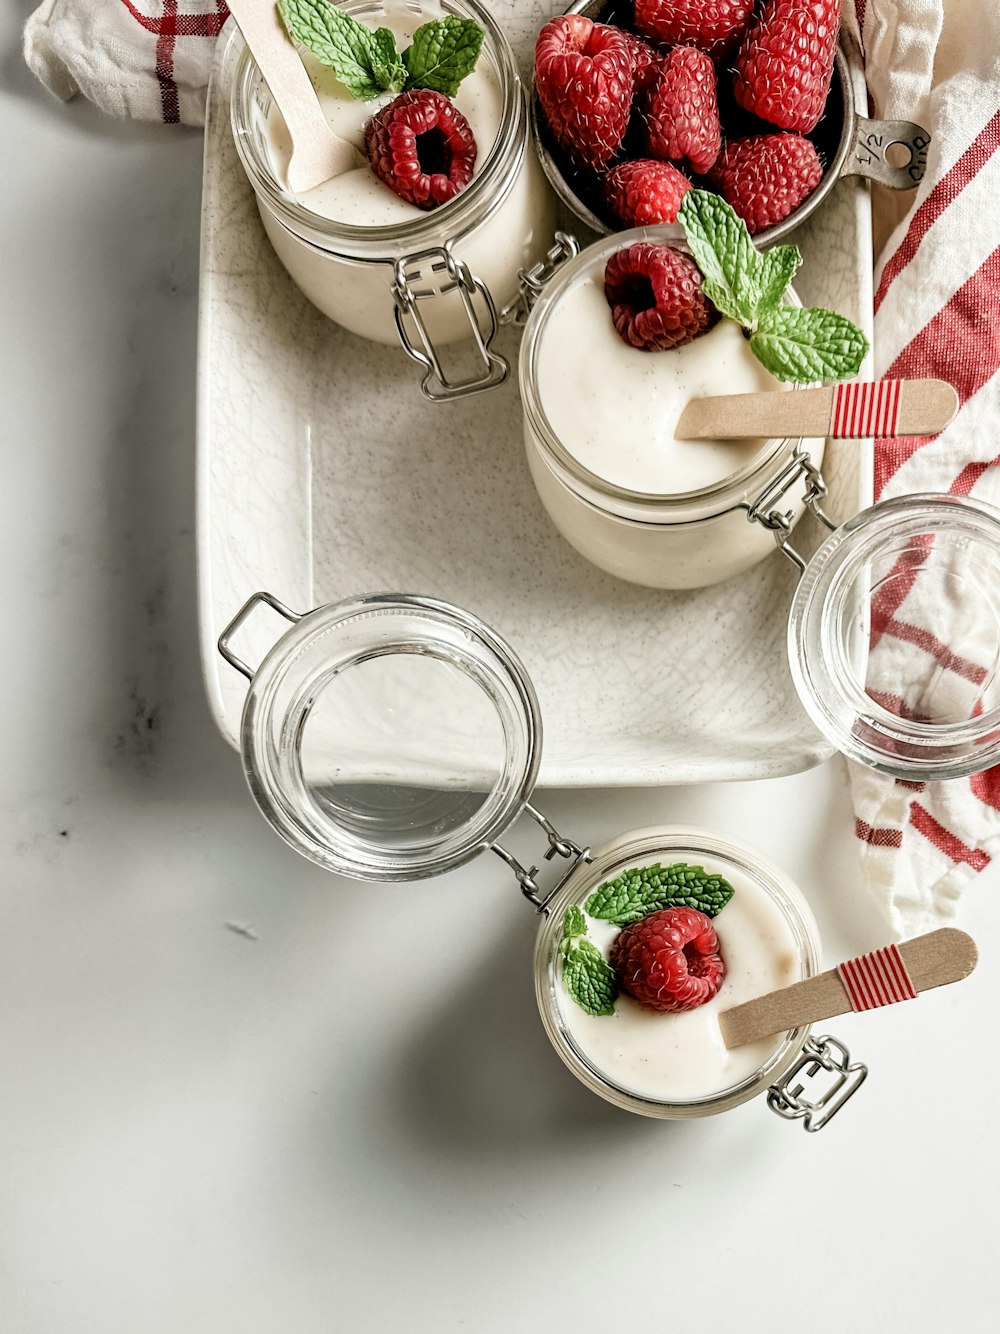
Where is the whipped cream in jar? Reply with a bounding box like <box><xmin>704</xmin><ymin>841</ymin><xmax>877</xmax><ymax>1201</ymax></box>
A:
<box><xmin>226</xmin><ymin>0</ymin><xmax>556</xmax><ymax>399</ymax></box>
<box><xmin>519</xmin><ymin>226</ymin><xmax>828</xmax><ymax>589</ymax></box>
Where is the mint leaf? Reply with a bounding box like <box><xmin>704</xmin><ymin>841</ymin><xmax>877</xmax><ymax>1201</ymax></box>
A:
<box><xmin>371</xmin><ymin>26</ymin><xmax>406</xmax><ymax>93</ymax></box>
<box><xmin>559</xmin><ymin>906</ymin><xmax>617</xmax><ymax>1017</ymax></box>
<box><xmin>751</xmin><ymin>306</ymin><xmax>870</xmax><ymax>383</ymax></box>
<box><xmin>675</xmin><ymin>190</ymin><xmax>869</xmax><ymax>385</ymax></box>
<box><xmin>561</xmin><ymin>904</ymin><xmax>587</xmax><ymax>944</ymax></box>
<box><xmin>677</xmin><ymin>188</ymin><xmax>762</xmax><ymax>326</ymax></box>
<box><xmin>758</xmin><ymin>244</ymin><xmax>803</xmax><ymax>312</ymax></box>
<box><xmin>402</xmin><ymin>17</ymin><xmax>484</xmax><ymax>96</ymax></box>
<box><xmin>278</xmin><ymin>0</ymin><xmax>382</xmax><ymax>99</ymax></box>
<box><xmin>584</xmin><ymin>863</ymin><xmax>735</xmax><ymax>924</ymax></box>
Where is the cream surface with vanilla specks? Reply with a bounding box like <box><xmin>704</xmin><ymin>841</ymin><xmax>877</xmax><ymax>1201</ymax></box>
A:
<box><xmin>559</xmin><ymin>860</ymin><xmax>803</xmax><ymax>1103</ymax></box>
<box><xmin>264</xmin><ymin>0</ymin><xmax>503</xmax><ymax>225</ymax></box>
<box><xmin>537</xmin><ymin>273</ymin><xmax>791</xmax><ymax>494</ymax></box>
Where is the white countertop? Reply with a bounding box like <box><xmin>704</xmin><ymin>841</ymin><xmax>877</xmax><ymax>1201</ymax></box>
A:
<box><xmin>3</xmin><ymin>10</ymin><xmax>998</xmax><ymax>1331</ymax></box>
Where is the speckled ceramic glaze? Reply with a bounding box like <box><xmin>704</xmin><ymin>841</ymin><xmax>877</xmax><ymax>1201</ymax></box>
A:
<box><xmin>197</xmin><ymin>2</ymin><xmax>874</xmax><ymax>786</ymax></box>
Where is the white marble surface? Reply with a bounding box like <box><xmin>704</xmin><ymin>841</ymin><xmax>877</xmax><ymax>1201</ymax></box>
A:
<box><xmin>2</xmin><ymin>5</ymin><xmax>999</xmax><ymax>1332</ymax></box>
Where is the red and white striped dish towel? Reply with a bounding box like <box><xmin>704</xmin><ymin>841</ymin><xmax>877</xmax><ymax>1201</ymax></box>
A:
<box><xmin>850</xmin><ymin>0</ymin><xmax>1000</xmax><ymax>934</ymax></box>
<box><xmin>23</xmin><ymin>0</ymin><xmax>228</xmax><ymax>125</ymax></box>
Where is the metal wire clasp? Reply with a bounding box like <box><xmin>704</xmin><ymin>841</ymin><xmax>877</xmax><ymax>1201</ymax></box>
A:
<box><xmin>490</xmin><ymin>803</ymin><xmax>591</xmax><ymax>913</ymax></box>
<box><xmin>499</xmin><ymin>232</ymin><xmax>581</xmax><ymax>327</ymax></box>
<box><xmin>767</xmin><ymin>1035</ymin><xmax>868</xmax><ymax>1132</ymax></box>
<box><xmin>745</xmin><ymin>447</ymin><xmax>837</xmax><ymax>572</ymax></box>
<box><xmin>392</xmin><ymin>243</ymin><xmax>508</xmax><ymax>402</ymax></box>
<box><xmin>217</xmin><ymin>591</ymin><xmax>303</xmax><ymax>681</ymax></box>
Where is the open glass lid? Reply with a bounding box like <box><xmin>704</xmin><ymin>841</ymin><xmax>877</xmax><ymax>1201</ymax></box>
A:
<box><xmin>788</xmin><ymin>494</ymin><xmax>1000</xmax><ymax>780</ymax></box>
<box><xmin>219</xmin><ymin>592</ymin><xmax>542</xmax><ymax>879</ymax></box>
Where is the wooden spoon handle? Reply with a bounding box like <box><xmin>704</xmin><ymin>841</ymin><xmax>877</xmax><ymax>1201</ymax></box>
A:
<box><xmin>227</xmin><ymin>0</ymin><xmax>361</xmax><ymax>191</ymax></box>
<box><xmin>675</xmin><ymin>378</ymin><xmax>959</xmax><ymax>441</ymax></box>
<box><xmin>719</xmin><ymin>928</ymin><xmax>978</xmax><ymax>1049</ymax></box>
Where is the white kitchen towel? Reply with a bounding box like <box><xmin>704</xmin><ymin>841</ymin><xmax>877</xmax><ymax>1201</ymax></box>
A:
<box><xmin>23</xmin><ymin>0</ymin><xmax>229</xmax><ymax>125</ymax></box>
<box><xmin>849</xmin><ymin>0</ymin><xmax>1000</xmax><ymax>933</ymax></box>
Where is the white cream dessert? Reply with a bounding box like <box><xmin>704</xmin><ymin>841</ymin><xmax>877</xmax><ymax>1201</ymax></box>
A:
<box><xmin>238</xmin><ymin>0</ymin><xmax>555</xmax><ymax>346</ymax></box>
<box><xmin>264</xmin><ymin>1</ymin><xmax>503</xmax><ymax>226</ymax></box>
<box><xmin>555</xmin><ymin>855</ymin><xmax>806</xmax><ymax>1104</ymax></box>
<box><xmin>535</xmin><ymin>272</ymin><xmax>789</xmax><ymax>496</ymax></box>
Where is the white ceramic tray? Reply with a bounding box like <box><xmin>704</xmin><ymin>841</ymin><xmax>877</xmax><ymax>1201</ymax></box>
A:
<box><xmin>197</xmin><ymin>2</ymin><xmax>874</xmax><ymax>787</ymax></box>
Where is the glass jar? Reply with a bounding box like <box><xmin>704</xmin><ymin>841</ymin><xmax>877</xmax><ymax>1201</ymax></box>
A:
<box><xmin>226</xmin><ymin>0</ymin><xmax>556</xmax><ymax>399</ymax></box>
<box><xmin>217</xmin><ymin>588</ymin><xmax>871</xmax><ymax>1133</ymax></box>
<box><xmin>535</xmin><ymin>826</ymin><xmax>831</xmax><ymax>1121</ymax></box>
<box><xmin>790</xmin><ymin>493</ymin><xmax>1000</xmax><ymax>781</ymax></box>
<box><xmin>518</xmin><ymin>227</ymin><xmax>826</xmax><ymax>589</ymax></box>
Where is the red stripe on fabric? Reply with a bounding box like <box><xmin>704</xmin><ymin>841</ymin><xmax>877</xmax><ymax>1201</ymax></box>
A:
<box><xmin>880</xmin><ymin>617</ymin><xmax>990</xmax><ymax>686</ymax></box>
<box><xmin>971</xmin><ymin>767</ymin><xmax>1000</xmax><ymax>813</ymax></box>
<box><xmin>868</xmin><ymin>533</ymin><xmax>934</xmax><ymax>646</ymax></box>
<box><xmin>855</xmin><ymin>1</ymin><xmax>867</xmax><ymax>31</ymax></box>
<box><xmin>155</xmin><ymin>0</ymin><xmax>180</xmax><ymax>123</ymax></box>
<box><xmin>118</xmin><ymin>0</ymin><xmax>228</xmax><ymax>36</ymax></box>
<box><xmin>875</xmin><ymin>108</ymin><xmax>1000</xmax><ymax>313</ymax></box>
<box><xmin>867</xmin><ymin>455</ymin><xmax>1000</xmax><ymax>648</ymax></box>
<box><xmin>951</xmin><ymin>453</ymin><xmax>1000</xmax><ymax>495</ymax></box>
<box><xmin>909</xmin><ymin>803</ymin><xmax>993</xmax><ymax>870</ymax></box>
<box><xmin>895</xmin><ymin>779</ymin><xmax>926</xmax><ymax>792</ymax></box>
<box><xmin>855</xmin><ymin>818</ymin><xmax>903</xmax><ymax>849</ymax></box>
<box><xmin>865</xmin><ymin>689</ymin><xmax>931</xmax><ymax>724</ymax></box>
<box><xmin>876</xmin><ymin>246</ymin><xmax>1000</xmax><ymax>497</ymax></box>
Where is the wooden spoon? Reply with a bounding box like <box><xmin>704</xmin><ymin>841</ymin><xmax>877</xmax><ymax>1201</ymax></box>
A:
<box><xmin>228</xmin><ymin>0</ymin><xmax>364</xmax><ymax>193</ymax></box>
<box><xmin>719</xmin><ymin>928</ymin><xmax>978</xmax><ymax>1049</ymax></box>
<box><xmin>675</xmin><ymin>377</ymin><xmax>959</xmax><ymax>441</ymax></box>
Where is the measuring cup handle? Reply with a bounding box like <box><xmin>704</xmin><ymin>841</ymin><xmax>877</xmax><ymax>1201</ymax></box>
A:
<box><xmin>844</xmin><ymin>116</ymin><xmax>931</xmax><ymax>189</ymax></box>
<box><xmin>217</xmin><ymin>591</ymin><xmax>303</xmax><ymax>681</ymax></box>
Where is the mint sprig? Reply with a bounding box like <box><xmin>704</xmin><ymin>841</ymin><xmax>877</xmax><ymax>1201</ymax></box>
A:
<box><xmin>402</xmin><ymin>16</ymin><xmax>485</xmax><ymax>97</ymax></box>
<box><xmin>559</xmin><ymin>907</ymin><xmax>617</xmax><ymax>1017</ymax></box>
<box><xmin>751</xmin><ymin>305</ymin><xmax>873</xmax><ymax>383</ymax></box>
<box><xmin>277</xmin><ymin>1</ymin><xmax>482</xmax><ymax>101</ymax></box>
<box><xmin>584</xmin><ymin>863</ymin><xmax>735</xmax><ymax>925</ymax></box>
<box><xmin>371</xmin><ymin>26</ymin><xmax>407</xmax><ymax>93</ymax></box>
<box><xmin>677</xmin><ymin>189</ymin><xmax>869</xmax><ymax>384</ymax></box>
<box><xmin>278</xmin><ymin>0</ymin><xmax>390</xmax><ymax>99</ymax></box>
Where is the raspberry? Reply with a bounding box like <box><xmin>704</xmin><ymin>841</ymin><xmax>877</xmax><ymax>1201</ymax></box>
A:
<box><xmin>635</xmin><ymin>0</ymin><xmax>754</xmax><ymax>58</ymax></box>
<box><xmin>643</xmin><ymin>46</ymin><xmax>721</xmax><ymax>175</ymax></box>
<box><xmin>619</xmin><ymin>31</ymin><xmax>662</xmax><ymax>96</ymax></box>
<box><xmin>604</xmin><ymin>159</ymin><xmax>692</xmax><ymax>227</ymax></box>
<box><xmin>364</xmin><ymin>90</ymin><xmax>476</xmax><ymax>210</ymax></box>
<box><xmin>610</xmin><ymin>907</ymin><xmax>726</xmax><ymax>1013</ymax></box>
<box><xmin>534</xmin><ymin>16</ymin><xmax>634</xmax><ymax>168</ymax></box>
<box><xmin>707</xmin><ymin>133</ymin><xmax>823</xmax><ymax>234</ymax></box>
<box><xmin>604</xmin><ymin>242</ymin><xmax>717</xmax><ymax>352</ymax></box>
<box><xmin>734</xmin><ymin>0</ymin><xmax>840</xmax><ymax>134</ymax></box>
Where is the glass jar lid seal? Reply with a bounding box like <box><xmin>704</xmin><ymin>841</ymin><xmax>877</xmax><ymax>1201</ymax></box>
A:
<box><xmin>230</xmin><ymin>592</ymin><xmax>541</xmax><ymax>879</ymax></box>
<box><xmin>788</xmin><ymin>493</ymin><xmax>1000</xmax><ymax>780</ymax></box>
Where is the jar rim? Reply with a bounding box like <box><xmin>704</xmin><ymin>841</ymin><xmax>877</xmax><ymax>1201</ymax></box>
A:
<box><xmin>517</xmin><ymin>228</ymin><xmax>805</xmax><ymax>517</ymax></box>
<box><xmin>534</xmin><ymin>826</ymin><xmax>822</xmax><ymax>1119</ymax></box>
<box><xmin>239</xmin><ymin>593</ymin><xmax>542</xmax><ymax>879</ymax></box>
<box><xmin>789</xmin><ymin>493</ymin><xmax>1000</xmax><ymax>780</ymax></box>
<box><xmin>225</xmin><ymin>0</ymin><xmax>526</xmax><ymax>259</ymax></box>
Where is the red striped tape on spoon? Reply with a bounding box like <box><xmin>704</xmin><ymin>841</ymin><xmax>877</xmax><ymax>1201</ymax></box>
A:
<box><xmin>720</xmin><ymin>928</ymin><xmax>977</xmax><ymax>1049</ymax></box>
<box><xmin>675</xmin><ymin>378</ymin><xmax>959</xmax><ymax>441</ymax></box>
